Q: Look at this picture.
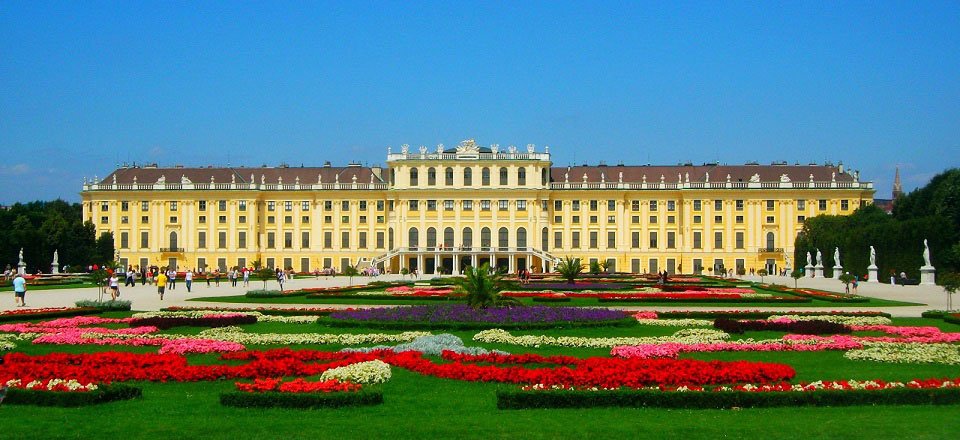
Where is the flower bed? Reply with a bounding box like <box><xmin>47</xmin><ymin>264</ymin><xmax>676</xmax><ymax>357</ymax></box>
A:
<box><xmin>320</xmin><ymin>360</ymin><xmax>392</xmax><ymax>384</ymax></box>
<box><xmin>611</xmin><ymin>335</ymin><xmax>863</xmax><ymax>359</ymax></box>
<box><xmin>474</xmin><ymin>328</ymin><xmax>730</xmax><ymax>348</ymax></box>
<box><xmin>326</xmin><ymin>305</ymin><xmax>636</xmax><ymax>330</ymax></box>
<box><xmin>73</xmin><ymin>300</ymin><xmax>132</xmax><ymax>311</ymax></box>
<box><xmin>128</xmin><ymin>314</ymin><xmax>258</xmax><ymax>330</ymax></box>
<box><xmin>760</xmin><ymin>285</ymin><xmax>869</xmax><ymax>303</ymax></box>
<box><xmin>496</xmin><ymin>378</ymin><xmax>960</xmax><ymax>409</ymax></box>
<box><xmin>1</xmin><ymin>380</ymin><xmax>142</xmax><ymax>406</ymax></box>
<box><xmin>221</xmin><ymin>378</ymin><xmax>382</xmax><ymax>409</ymax></box>
<box><xmin>844</xmin><ymin>343</ymin><xmax>960</xmax><ymax>365</ymax></box>
<box><xmin>714</xmin><ymin>318</ymin><xmax>851</xmax><ymax>335</ymax></box>
<box><xmin>598</xmin><ymin>295</ymin><xmax>809</xmax><ymax>303</ymax></box>
<box><xmin>0</xmin><ymin>307</ymin><xmax>101</xmax><ymax>323</ymax></box>
<box><xmin>162</xmin><ymin>306</ymin><xmax>361</xmax><ymax>316</ymax></box>
<box><xmin>652</xmin><ymin>310</ymin><xmax>892</xmax><ymax>319</ymax></box>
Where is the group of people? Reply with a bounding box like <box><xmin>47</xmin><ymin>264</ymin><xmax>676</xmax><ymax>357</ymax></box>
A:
<box><xmin>517</xmin><ymin>267</ymin><xmax>532</xmax><ymax>284</ymax></box>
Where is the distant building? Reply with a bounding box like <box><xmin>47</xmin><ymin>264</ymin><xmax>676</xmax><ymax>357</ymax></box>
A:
<box><xmin>873</xmin><ymin>166</ymin><xmax>903</xmax><ymax>214</ymax></box>
<box><xmin>80</xmin><ymin>140</ymin><xmax>874</xmax><ymax>276</ymax></box>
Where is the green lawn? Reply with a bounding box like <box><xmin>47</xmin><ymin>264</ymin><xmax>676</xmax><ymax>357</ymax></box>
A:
<box><xmin>2</xmin><ymin>314</ymin><xmax>958</xmax><ymax>439</ymax></box>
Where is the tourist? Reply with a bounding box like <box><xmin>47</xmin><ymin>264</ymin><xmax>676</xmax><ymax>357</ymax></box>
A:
<box><xmin>156</xmin><ymin>269</ymin><xmax>168</xmax><ymax>300</ymax></box>
<box><xmin>852</xmin><ymin>275</ymin><xmax>859</xmax><ymax>294</ymax></box>
<box><xmin>125</xmin><ymin>266</ymin><xmax>135</xmax><ymax>287</ymax></box>
<box><xmin>12</xmin><ymin>272</ymin><xmax>26</xmax><ymax>307</ymax></box>
<box><xmin>214</xmin><ymin>269</ymin><xmax>221</xmax><ymax>286</ymax></box>
<box><xmin>140</xmin><ymin>266</ymin><xmax>147</xmax><ymax>285</ymax></box>
<box><xmin>276</xmin><ymin>268</ymin><xmax>286</xmax><ymax>292</ymax></box>
<box><xmin>231</xmin><ymin>268</ymin><xmax>238</xmax><ymax>287</ymax></box>
<box><xmin>243</xmin><ymin>268</ymin><xmax>250</xmax><ymax>287</ymax></box>
<box><xmin>168</xmin><ymin>268</ymin><xmax>177</xmax><ymax>290</ymax></box>
<box><xmin>108</xmin><ymin>273</ymin><xmax>120</xmax><ymax>300</ymax></box>
<box><xmin>900</xmin><ymin>271</ymin><xmax>906</xmax><ymax>286</ymax></box>
<box><xmin>184</xmin><ymin>269</ymin><xmax>193</xmax><ymax>293</ymax></box>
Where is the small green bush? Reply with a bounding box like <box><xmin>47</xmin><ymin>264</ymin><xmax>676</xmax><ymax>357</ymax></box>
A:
<box><xmin>244</xmin><ymin>290</ymin><xmax>287</xmax><ymax>298</ymax></box>
<box><xmin>74</xmin><ymin>299</ymin><xmax>132</xmax><ymax>311</ymax></box>
<box><xmin>2</xmin><ymin>384</ymin><xmax>142</xmax><ymax>407</ymax></box>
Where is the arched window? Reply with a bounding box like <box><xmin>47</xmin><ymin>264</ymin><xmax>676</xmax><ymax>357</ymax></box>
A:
<box><xmin>480</xmin><ymin>227</ymin><xmax>491</xmax><ymax>248</ymax></box>
<box><xmin>498</xmin><ymin>227</ymin><xmax>509</xmax><ymax>249</ymax></box>
<box><xmin>541</xmin><ymin>227</ymin><xmax>549</xmax><ymax>251</ymax></box>
<box><xmin>766</xmin><ymin>232</ymin><xmax>775</xmax><ymax>250</ymax></box>
<box><xmin>499</xmin><ymin>167</ymin><xmax>509</xmax><ymax>185</ymax></box>
<box><xmin>463</xmin><ymin>168</ymin><xmax>473</xmax><ymax>186</ymax></box>
<box><xmin>169</xmin><ymin>231</ymin><xmax>178</xmax><ymax>250</ymax></box>
<box><xmin>426</xmin><ymin>227</ymin><xmax>437</xmax><ymax>248</ymax></box>
<box><xmin>388</xmin><ymin>228</ymin><xmax>395</xmax><ymax>250</ymax></box>
<box><xmin>409</xmin><ymin>168</ymin><xmax>419</xmax><ymax>186</ymax></box>
<box><xmin>408</xmin><ymin>228</ymin><xmax>419</xmax><ymax>249</ymax></box>
<box><xmin>443</xmin><ymin>227</ymin><xmax>454</xmax><ymax>248</ymax></box>
<box><xmin>518</xmin><ymin>168</ymin><xmax>526</xmax><ymax>186</ymax></box>
<box><xmin>481</xmin><ymin>168</ymin><xmax>490</xmax><ymax>186</ymax></box>
<box><xmin>427</xmin><ymin>167</ymin><xmax>437</xmax><ymax>186</ymax></box>
<box><xmin>444</xmin><ymin>167</ymin><xmax>454</xmax><ymax>186</ymax></box>
<box><xmin>517</xmin><ymin>227</ymin><xmax>527</xmax><ymax>249</ymax></box>
<box><xmin>463</xmin><ymin>227</ymin><xmax>473</xmax><ymax>249</ymax></box>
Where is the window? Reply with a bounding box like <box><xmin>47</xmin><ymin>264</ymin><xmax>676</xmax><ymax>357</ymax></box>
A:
<box><xmin>341</xmin><ymin>201</ymin><xmax>349</xmax><ymax>211</ymax></box>
<box><xmin>517</xmin><ymin>200</ymin><xmax>527</xmax><ymax>210</ymax></box>
<box><xmin>841</xmin><ymin>200</ymin><xmax>849</xmax><ymax>210</ymax></box>
<box><xmin>736</xmin><ymin>200</ymin><xmax>744</xmax><ymax>211</ymax></box>
<box><xmin>267</xmin><ymin>201</ymin><xmax>275</xmax><ymax>211</ymax></box>
<box><xmin>445</xmin><ymin>167</ymin><xmax>454</xmax><ymax>185</ymax></box>
<box><xmin>410</xmin><ymin>168</ymin><xmax>419</xmax><ymax>186</ymax></box>
<box><xmin>631</xmin><ymin>200</ymin><xmax>640</xmax><ymax>211</ymax></box>
<box><xmin>667</xmin><ymin>201</ymin><xmax>675</xmax><ymax>211</ymax></box>
<box><xmin>554</xmin><ymin>216</ymin><xmax>562</xmax><ymax>223</ymax></box>
<box><xmin>324</xmin><ymin>201</ymin><xmax>333</xmax><ymax>211</ymax></box>
<box><xmin>463</xmin><ymin>200</ymin><xmax>473</xmax><ymax>210</ymax></box>
<box><xmin>302</xmin><ymin>215</ymin><xmax>310</xmax><ymax>224</ymax></box>
<box><xmin>590</xmin><ymin>200</ymin><xmax>598</xmax><ymax>211</ymax></box>
<box><xmin>219</xmin><ymin>215</ymin><xmax>227</xmax><ymax>224</ymax></box>
<box><xmin>464</xmin><ymin>168</ymin><xmax>473</xmax><ymax>186</ymax></box>
<box><xmin>766</xmin><ymin>216</ymin><xmax>775</xmax><ymax>223</ymax></box>
<box><xmin>481</xmin><ymin>168</ymin><xmax>490</xmax><ymax>186</ymax></box>
<box><xmin>693</xmin><ymin>231</ymin><xmax>702</xmax><ymax>249</ymax></box>
<box><xmin>282</xmin><ymin>232</ymin><xmax>292</xmax><ymax>249</ymax></box>
<box><xmin>120</xmin><ymin>232</ymin><xmax>129</xmax><ymax>249</ymax></box>
<box><xmin>516</xmin><ymin>227</ymin><xmax>527</xmax><ymax>248</ymax></box>
<box><xmin>649</xmin><ymin>231</ymin><xmax>658</xmax><ymax>248</ymax></box>
<box><xmin>766</xmin><ymin>200</ymin><xmax>775</xmax><ymax>210</ymax></box>
<box><xmin>607</xmin><ymin>200</ymin><xmax>616</xmax><ymax>211</ymax></box>
<box><xmin>693</xmin><ymin>215</ymin><xmax>702</xmax><ymax>224</ymax></box>
<box><xmin>324</xmin><ymin>231</ymin><xmax>332</xmax><ymax>248</ymax></box>
<box><xmin>589</xmin><ymin>215</ymin><xmax>598</xmax><ymax>224</ymax></box>
<box><xmin>572</xmin><ymin>215</ymin><xmax>580</xmax><ymax>224</ymax></box>
<box><xmin>302</xmin><ymin>201</ymin><xmax>310</xmax><ymax>211</ymax></box>
<box><xmin>324</xmin><ymin>216</ymin><xmax>332</xmax><ymax>224</ymax></box>
<box><xmin>819</xmin><ymin>199</ymin><xmax>827</xmax><ymax>210</ymax></box>
<box><xmin>517</xmin><ymin>168</ymin><xmax>526</xmax><ymax>185</ymax></box>
<box><xmin>480</xmin><ymin>227</ymin><xmax>491</xmax><ymax>247</ymax></box>
<box><xmin>199</xmin><ymin>215</ymin><xmax>206</xmax><ymax>224</ymax></box>
<box><xmin>649</xmin><ymin>215</ymin><xmax>658</xmax><ymax>224</ymax></box>
<box><xmin>238</xmin><ymin>231</ymin><xmax>247</xmax><ymax>249</ymax></box>
<box><xmin>121</xmin><ymin>216</ymin><xmax>129</xmax><ymax>224</ymax></box>
<box><xmin>376</xmin><ymin>215</ymin><xmax>384</xmax><ymax>223</ymax></box>
<box><xmin>632</xmin><ymin>215</ymin><xmax>640</xmax><ymax>224</ymax></box>
<box><xmin>341</xmin><ymin>216</ymin><xmax>349</xmax><ymax>223</ymax></box>
<box><xmin>376</xmin><ymin>231</ymin><xmax>385</xmax><ymax>249</ymax></box>
<box><xmin>554</xmin><ymin>200</ymin><xmax>563</xmax><ymax>211</ymax></box>
<box><xmin>427</xmin><ymin>167</ymin><xmax>437</xmax><ymax>186</ymax></box>
<box><xmin>140</xmin><ymin>231</ymin><xmax>148</xmax><ymax>248</ymax></box>
<box><xmin>376</xmin><ymin>200</ymin><xmax>384</xmax><ymax>211</ymax></box>
<box><xmin>736</xmin><ymin>215</ymin><xmax>744</xmax><ymax>224</ymax></box>
<box><xmin>554</xmin><ymin>231</ymin><xmax>563</xmax><ymax>249</ymax></box>
<box><xmin>141</xmin><ymin>201</ymin><xmax>149</xmax><ymax>211</ymax></box>
<box><xmin>499</xmin><ymin>168</ymin><xmax>508</xmax><ymax>185</ymax></box>
<box><xmin>284</xmin><ymin>215</ymin><xmax>292</xmax><ymax>224</ymax></box>
<box><xmin>170</xmin><ymin>201</ymin><xmax>178</xmax><ymax>211</ymax></box>
<box><xmin>667</xmin><ymin>231</ymin><xmax>676</xmax><ymax>249</ymax></box>
<box><xmin>267</xmin><ymin>232</ymin><xmax>276</xmax><ymax>249</ymax></box>
<box><xmin>714</xmin><ymin>231</ymin><xmax>723</xmax><ymax>249</ymax></box>
<box><xmin>198</xmin><ymin>231</ymin><xmax>207</xmax><ymax>248</ymax></box>
<box><xmin>735</xmin><ymin>231</ymin><xmax>744</xmax><ymax>249</ymax></box>
<box><xmin>572</xmin><ymin>231</ymin><xmax>581</xmax><ymax>248</ymax></box>
<box><xmin>693</xmin><ymin>200</ymin><xmax>702</xmax><ymax>211</ymax></box>
<box><xmin>589</xmin><ymin>231</ymin><xmax>598</xmax><ymax>249</ymax></box>
<box><xmin>797</xmin><ymin>200</ymin><xmax>806</xmax><ymax>210</ymax></box>
<box><xmin>444</xmin><ymin>200</ymin><xmax>454</xmax><ymax>211</ymax></box>
<box><xmin>239</xmin><ymin>215</ymin><xmax>246</xmax><ymax>223</ymax></box>
<box><xmin>341</xmin><ymin>231</ymin><xmax>350</xmax><ymax>248</ymax></box>
<box><xmin>498</xmin><ymin>228</ymin><xmax>508</xmax><ymax>248</ymax></box>
<box><xmin>359</xmin><ymin>232</ymin><xmax>367</xmax><ymax>249</ymax></box>
<box><xmin>427</xmin><ymin>200</ymin><xmax>437</xmax><ymax>211</ymax></box>
<box><xmin>141</xmin><ymin>216</ymin><xmax>148</xmax><ymax>224</ymax></box>
<box><xmin>650</xmin><ymin>200</ymin><xmax>658</xmax><ymax>212</ymax></box>
<box><xmin>607</xmin><ymin>215</ymin><xmax>615</xmax><ymax>223</ymax></box>
<box><xmin>572</xmin><ymin>200</ymin><xmax>580</xmax><ymax>211</ymax></box>
<box><xmin>714</xmin><ymin>200</ymin><xmax>723</xmax><ymax>211</ymax></box>
<box><xmin>169</xmin><ymin>216</ymin><xmax>177</xmax><ymax>223</ymax></box>
<box><xmin>667</xmin><ymin>215</ymin><xmax>675</xmax><ymax>224</ymax></box>
<box><xmin>714</xmin><ymin>215</ymin><xmax>723</xmax><ymax>223</ymax></box>
<box><xmin>766</xmin><ymin>232</ymin><xmax>776</xmax><ymax>250</ymax></box>
<box><xmin>409</xmin><ymin>200</ymin><xmax>419</xmax><ymax>211</ymax></box>
<box><xmin>480</xmin><ymin>200</ymin><xmax>491</xmax><ymax>211</ymax></box>
<box><xmin>607</xmin><ymin>231</ymin><xmax>616</xmax><ymax>249</ymax></box>
<box><xmin>238</xmin><ymin>200</ymin><xmax>246</xmax><ymax>211</ymax></box>
<box><xmin>219</xmin><ymin>231</ymin><xmax>228</xmax><ymax>249</ymax></box>
<box><xmin>631</xmin><ymin>231</ymin><xmax>640</xmax><ymax>248</ymax></box>
<box><xmin>798</xmin><ymin>215</ymin><xmax>806</xmax><ymax>223</ymax></box>
<box><xmin>121</xmin><ymin>201</ymin><xmax>130</xmax><ymax>211</ymax></box>
<box><xmin>267</xmin><ymin>215</ymin><xmax>275</xmax><ymax>224</ymax></box>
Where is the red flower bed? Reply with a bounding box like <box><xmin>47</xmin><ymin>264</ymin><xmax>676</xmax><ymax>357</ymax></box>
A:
<box><xmin>235</xmin><ymin>377</ymin><xmax>361</xmax><ymax>393</ymax></box>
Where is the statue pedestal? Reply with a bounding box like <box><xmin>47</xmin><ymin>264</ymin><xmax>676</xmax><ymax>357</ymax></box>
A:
<box><xmin>814</xmin><ymin>265</ymin><xmax>824</xmax><ymax>278</ymax></box>
<box><xmin>805</xmin><ymin>265</ymin><xmax>814</xmax><ymax>278</ymax></box>
<box><xmin>51</xmin><ymin>264</ymin><xmax>60</xmax><ymax>274</ymax></box>
<box><xmin>17</xmin><ymin>262</ymin><xmax>26</xmax><ymax>275</ymax></box>
<box><xmin>920</xmin><ymin>266</ymin><xmax>936</xmax><ymax>285</ymax></box>
<box><xmin>833</xmin><ymin>266</ymin><xmax>844</xmax><ymax>279</ymax></box>
<box><xmin>867</xmin><ymin>265</ymin><xmax>879</xmax><ymax>283</ymax></box>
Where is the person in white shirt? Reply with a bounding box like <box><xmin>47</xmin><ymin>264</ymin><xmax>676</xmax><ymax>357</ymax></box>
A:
<box><xmin>109</xmin><ymin>274</ymin><xmax>120</xmax><ymax>300</ymax></box>
<box><xmin>12</xmin><ymin>273</ymin><xmax>27</xmax><ymax>307</ymax></box>
<box><xmin>243</xmin><ymin>268</ymin><xmax>250</xmax><ymax>287</ymax></box>
<box><xmin>184</xmin><ymin>269</ymin><xmax>194</xmax><ymax>293</ymax></box>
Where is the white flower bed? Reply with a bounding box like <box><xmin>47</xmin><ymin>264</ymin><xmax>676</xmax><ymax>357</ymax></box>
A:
<box><xmin>196</xmin><ymin>326</ymin><xmax>430</xmax><ymax>345</ymax></box>
<box><xmin>769</xmin><ymin>315</ymin><xmax>892</xmax><ymax>326</ymax></box>
<box><xmin>132</xmin><ymin>311</ymin><xmax>320</xmax><ymax>324</ymax></box>
<box><xmin>5</xmin><ymin>378</ymin><xmax>99</xmax><ymax>391</ymax></box>
<box><xmin>0</xmin><ymin>334</ymin><xmax>16</xmax><ymax>351</ymax></box>
<box><xmin>319</xmin><ymin>360</ymin><xmax>392</xmax><ymax>384</ymax></box>
<box><xmin>635</xmin><ymin>318</ymin><xmax>713</xmax><ymax>327</ymax></box>
<box><xmin>844</xmin><ymin>342</ymin><xmax>960</xmax><ymax>364</ymax></box>
<box><xmin>472</xmin><ymin>328</ymin><xmax>729</xmax><ymax>348</ymax></box>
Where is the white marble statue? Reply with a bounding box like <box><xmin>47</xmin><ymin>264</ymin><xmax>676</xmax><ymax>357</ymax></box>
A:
<box><xmin>870</xmin><ymin>246</ymin><xmax>876</xmax><ymax>266</ymax></box>
<box><xmin>18</xmin><ymin>247</ymin><xmax>24</xmax><ymax>263</ymax></box>
<box><xmin>806</xmin><ymin>251</ymin><xmax>812</xmax><ymax>266</ymax></box>
<box><xmin>833</xmin><ymin>247</ymin><xmax>841</xmax><ymax>267</ymax></box>
<box><xmin>923</xmin><ymin>239</ymin><xmax>931</xmax><ymax>267</ymax></box>
<box><xmin>816</xmin><ymin>249</ymin><xmax>823</xmax><ymax>267</ymax></box>
<box><xmin>52</xmin><ymin>249</ymin><xmax>59</xmax><ymax>265</ymax></box>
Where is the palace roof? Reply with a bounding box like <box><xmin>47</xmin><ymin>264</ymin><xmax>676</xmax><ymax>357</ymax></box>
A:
<box><xmin>101</xmin><ymin>165</ymin><xmax>384</xmax><ymax>185</ymax></box>
<box><xmin>550</xmin><ymin>164</ymin><xmax>854</xmax><ymax>184</ymax></box>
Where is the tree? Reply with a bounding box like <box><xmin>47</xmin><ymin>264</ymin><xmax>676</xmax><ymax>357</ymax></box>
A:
<box><xmin>589</xmin><ymin>260</ymin><xmax>602</xmax><ymax>275</ymax></box>
<box><xmin>95</xmin><ymin>232</ymin><xmax>115</xmax><ymax>266</ymax></box>
<box><xmin>600</xmin><ymin>260</ymin><xmax>612</xmax><ymax>274</ymax></box>
<box><xmin>456</xmin><ymin>263</ymin><xmax>517</xmax><ymax>309</ymax></box>
<box><xmin>757</xmin><ymin>269</ymin><xmax>767</xmax><ymax>283</ymax></box>
<box><xmin>87</xmin><ymin>266</ymin><xmax>111</xmax><ymax>303</ymax></box>
<box><xmin>256</xmin><ymin>268</ymin><xmax>275</xmax><ymax>290</ymax></box>
<box><xmin>556</xmin><ymin>257</ymin><xmax>583</xmax><ymax>284</ymax></box>
<box><xmin>343</xmin><ymin>265</ymin><xmax>359</xmax><ymax>286</ymax></box>
<box><xmin>839</xmin><ymin>273</ymin><xmax>856</xmax><ymax>295</ymax></box>
<box><xmin>939</xmin><ymin>272</ymin><xmax>960</xmax><ymax>311</ymax></box>
<box><xmin>790</xmin><ymin>268</ymin><xmax>804</xmax><ymax>288</ymax></box>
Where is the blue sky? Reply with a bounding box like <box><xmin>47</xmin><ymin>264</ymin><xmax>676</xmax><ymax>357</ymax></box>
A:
<box><xmin>1</xmin><ymin>1</ymin><xmax>958</xmax><ymax>202</ymax></box>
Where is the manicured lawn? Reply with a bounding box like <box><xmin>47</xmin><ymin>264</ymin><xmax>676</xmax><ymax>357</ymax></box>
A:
<box><xmin>2</xmin><ymin>313</ymin><xmax>958</xmax><ymax>439</ymax></box>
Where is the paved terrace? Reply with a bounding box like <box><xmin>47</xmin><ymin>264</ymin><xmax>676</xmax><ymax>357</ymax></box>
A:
<box><xmin>2</xmin><ymin>274</ymin><xmax>952</xmax><ymax>317</ymax></box>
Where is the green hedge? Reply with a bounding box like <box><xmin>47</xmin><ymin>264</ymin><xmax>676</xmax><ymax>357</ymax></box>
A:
<box><xmin>323</xmin><ymin>317</ymin><xmax>638</xmax><ymax>331</ymax></box>
<box><xmin>921</xmin><ymin>310</ymin><xmax>947</xmax><ymax>319</ymax></box>
<box><xmin>2</xmin><ymin>384</ymin><xmax>142</xmax><ymax>407</ymax></box>
<box><xmin>597</xmin><ymin>297</ymin><xmax>810</xmax><ymax>304</ymax></box>
<box><xmin>496</xmin><ymin>387</ymin><xmax>960</xmax><ymax>409</ymax></box>
<box><xmin>74</xmin><ymin>299</ymin><xmax>132</xmax><ymax>311</ymax></box>
<box><xmin>245</xmin><ymin>289</ymin><xmax>308</xmax><ymax>298</ymax></box>
<box><xmin>0</xmin><ymin>307</ymin><xmax>102</xmax><ymax>323</ymax></box>
<box><xmin>219</xmin><ymin>389</ymin><xmax>383</xmax><ymax>409</ymax></box>
<box><xmin>945</xmin><ymin>314</ymin><xmax>960</xmax><ymax>326</ymax></box>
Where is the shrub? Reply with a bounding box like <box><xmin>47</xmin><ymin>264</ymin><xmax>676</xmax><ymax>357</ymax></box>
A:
<box><xmin>1</xmin><ymin>383</ymin><xmax>142</xmax><ymax>407</ymax></box>
<box><xmin>74</xmin><ymin>300</ymin><xmax>132</xmax><ymax>311</ymax></box>
<box><xmin>244</xmin><ymin>289</ymin><xmax>301</xmax><ymax>298</ymax></box>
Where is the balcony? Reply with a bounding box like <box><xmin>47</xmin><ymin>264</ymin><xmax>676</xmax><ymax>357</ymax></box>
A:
<box><xmin>160</xmin><ymin>247</ymin><xmax>185</xmax><ymax>253</ymax></box>
<box><xmin>757</xmin><ymin>247</ymin><xmax>784</xmax><ymax>254</ymax></box>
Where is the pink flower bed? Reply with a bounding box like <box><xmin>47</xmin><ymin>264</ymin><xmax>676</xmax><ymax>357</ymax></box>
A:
<box><xmin>31</xmin><ymin>332</ymin><xmax>245</xmax><ymax>355</ymax></box>
<box><xmin>611</xmin><ymin>336</ymin><xmax>863</xmax><ymax>359</ymax></box>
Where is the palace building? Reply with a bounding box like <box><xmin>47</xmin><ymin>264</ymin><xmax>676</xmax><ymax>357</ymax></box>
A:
<box><xmin>80</xmin><ymin>140</ymin><xmax>874</xmax><ymax>276</ymax></box>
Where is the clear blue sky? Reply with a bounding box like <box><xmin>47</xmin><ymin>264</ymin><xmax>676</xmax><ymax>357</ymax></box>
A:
<box><xmin>1</xmin><ymin>1</ymin><xmax>958</xmax><ymax>202</ymax></box>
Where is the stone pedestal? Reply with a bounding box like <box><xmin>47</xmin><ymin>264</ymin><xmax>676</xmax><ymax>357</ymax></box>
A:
<box><xmin>814</xmin><ymin>265</ymin><xmax>824</xmax><ymax>278</ymax></box>
<box><xmin>867</xmin><ymin>265</ymin><xmax>879</xmax><ymax>283</ymax></box>
<box><xmin>805</xmin><ymin>265</ymin><xmax>814</xmax><ymax>278</ymax></box>
<box><xmin>17</xmin><ymin>261</ymin><xmax>26</xmax><ymax>275</ymax></box>
<box><xmin>920</xmin><ymin>266</ymin><xmax>936</xmax><ymax>285</ymax></box>
<box><xmin>833</xmin><ymin>266</ymin><xmax>843</xmax><ymax>279</ymax></box>
<box><xmin>51</xmin><ymin>264</ymin><xmax>60</xmax><ymax>274</ymax></box>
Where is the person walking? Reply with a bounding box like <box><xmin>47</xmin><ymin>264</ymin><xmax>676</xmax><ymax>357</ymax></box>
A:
<box><xmin>108</xmin><ymin>273</ymin><xmax>120</xmax><ymax>300</ymax></box>
<box><xmin>230</xmin><ymin>268</ymin><xmax>238</xmax><ymax>287</ymax></box>
<box><xmin>184</xmin><ymin>269</ymin><xmax>193</xmax><ymax>293</ymax></box>
<box><xmin>125</xmin><ymin>266</ymin><xmax>135</xmax><ymax>287</ymax></box>
<box><xmin>140</xmin><ymin>266</ymin><xmax>147</xmax><ymax>286</ymax></box>
<box><xmin>12</xmin><ymin>273</ymin><xmax>27</xmax><ymax>307</ymax></box>
<box><xmin>276</xmin><ymin>268</ymin><xmax>286</xmax><ymax>292</ymax></box>
<box><xmin>214</xmin><ymin>269</ymin><xmax>221</xmax><ymax>287</ymax></box>
<box><xmin>168</xmin><ymin>268</ymin><xmax>177</xmax><ymax>290</ymax></box>
<box><xmin>156</xmin><ymin>269</ymin><xmax>168</xmax><ymax>300</ymax></box>
<box><xmin>243</xmin><ymin>268</ymin><xmax>250</xmax><ymax>287</ymax></box>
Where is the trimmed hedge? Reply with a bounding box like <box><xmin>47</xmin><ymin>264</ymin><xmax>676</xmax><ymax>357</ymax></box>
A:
<box><xmin>2</xmin><ymin>383</ymin><xmax>142</xmax><ymax>407</ymax></box>
<box><xmin>129</xmin><ymin>315</ymin><xmax>258</xmax><ymax>329</ymax></box>
<box><xmin>0</xmin><ymin>307</ymin><xmax>102</xmax><ymax>323</ymax></box>
<box><xmin>323</xmin><ymin>316</ymin><xmax>638</xmax><ymax>331</ymax></box>
<box><xmin>598</xmin><ymin>297</ymin><xmax>811</xmax><ymax>304</ymax></box>
<box><xmin>74</xmin><ymin>299</ymin><xmax>132</xmax><ymax>311</ymax></box>
<box><xmin>304</xmin><ymin>293</ymin><xmax>461</xmax><ymax>301</ymax></box>
<box><xmin>946</xmin><ymin>314</ymin><xmax>960</xmax><ymax>326</ymax></box>
<box><xmin>713</xmin><ymin>318</ymin><xmax>851</xmax><ymax>335</ymax></box>
<box><xmin>496</xmin><ymin>387</ymin><xmax>960</xmax><ymax>409</ymax></box>
<box><xmin>921</xmin><ymin>310</ymin><xmax>947</xmax><ymax>319</ymax></box>
<box><xmin>220</xmin><ymin>389</ymin><xmax>383</xmax><ymax>409</ymax></box>
<box><xmin>245</xmin><ymin>290</ymin><xmax>308</xmax><ymax>298</ymax></box>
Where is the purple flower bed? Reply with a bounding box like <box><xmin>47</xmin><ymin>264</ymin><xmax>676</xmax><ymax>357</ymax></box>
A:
<box><xmin>326</xmin><ymin>305</ymin><xmax>635</xmax><ymax>330</ymax></box>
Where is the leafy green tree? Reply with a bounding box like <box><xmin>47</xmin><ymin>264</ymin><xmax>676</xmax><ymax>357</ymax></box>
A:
<box><xmin>343</xmin><ymin>265</ymin><xmax>360</xmax><ymax>286</ymax></box>
<box><xmin>756</xmin><ymin>268</ymin><xmax>767</xmax><ymax>283</ymax></box>
<box><xmin>95</xmin><ymin>232</ymin><xmax>115</xmax><ymax>266</ymax></box>
<box><xmin>839</xmin><ymin>273</ymin><xmax>856</xmax><ymax>294</ymax></box>
<box><xmin>939</xmin><ymin>272</ymin><xmax>960</xmax><ymax>311</ymax></box>
<box><xmin>589</xmin><ymin>260</ymin><xmax>602</xmax><ymax>275</ymax></box>
<box><xmin>455</xmin><ymin>263</ymin><xmax>517</xmax><ymax>309</ymax></box>
<box><xmin>256</xmin><ymin>268</ymin><xmax>275</xmax><ymax>290</ymax></box>
<box><xmin>556</xmin><ymin>257</ymin><xmax>583</xmax><ymax>284</ymax></box>
<box><xmin>600</xmin><ymin>260</ymin><xmax>612</xmax><ymax>274</ymax></box>
<box><xmin>790</xmin><ymin>268</ymin><xmax>804</xmax><ymax>288</ymax></box>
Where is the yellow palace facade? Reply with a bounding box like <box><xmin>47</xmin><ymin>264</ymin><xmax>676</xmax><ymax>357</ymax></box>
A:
<box><xmin>81</xmin><ymin>140</ymin><xmax>874</xmax><ymax>276</ymax></box>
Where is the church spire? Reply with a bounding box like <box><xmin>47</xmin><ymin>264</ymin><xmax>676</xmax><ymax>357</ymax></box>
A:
<box><xmin>892</xmin><ymin>166</ymin><xmax>903</xmax><ymax>199</ymax></box>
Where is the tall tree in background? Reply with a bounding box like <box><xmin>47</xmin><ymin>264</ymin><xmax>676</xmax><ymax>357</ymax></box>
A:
<box><xmin>0</xmin><ymin>200</ymin><xmax>98</xmax><ymax>272</ymax></box>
